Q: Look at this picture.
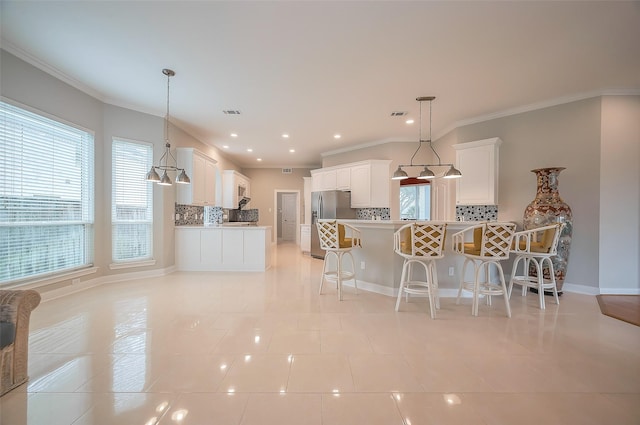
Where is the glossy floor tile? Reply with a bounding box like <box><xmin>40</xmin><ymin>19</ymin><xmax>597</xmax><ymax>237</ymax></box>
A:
<box><xmin>1</xmin><ymin>242</ymin><xmax>639</xmax><ymax>424</ymax></box>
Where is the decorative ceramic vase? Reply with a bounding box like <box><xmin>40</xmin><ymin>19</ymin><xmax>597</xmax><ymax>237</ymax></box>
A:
<box><xmin>523</xmin><ymin>167</ymin><xmax>572</xmax><ymax>293</ymax></box>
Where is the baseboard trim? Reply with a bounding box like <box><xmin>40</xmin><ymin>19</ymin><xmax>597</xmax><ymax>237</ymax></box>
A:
<box><xmin>41</xmin><ymin>265</ymin><xmax>177</xmax><ymax>302</ymax></box>
<box><xmin>343</xmin><ymin>280</ymin><xmax>610</xmax><ymax>298</ymax></box>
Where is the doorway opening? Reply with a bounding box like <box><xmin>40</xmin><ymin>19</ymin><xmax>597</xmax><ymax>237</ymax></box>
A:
<box><xmin>274</xmin><ymin>190</ymin><xmax>300</xmax><ymax>245</ymax></box>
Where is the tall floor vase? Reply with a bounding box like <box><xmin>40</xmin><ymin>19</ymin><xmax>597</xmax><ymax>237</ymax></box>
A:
<box><xmin>523</xmin><ymin>167</ymin><xmax>573</xmax><ymax>293</ymax></box>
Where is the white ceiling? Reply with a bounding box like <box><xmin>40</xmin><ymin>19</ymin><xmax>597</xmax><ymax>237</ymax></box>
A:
<box><xmin>2</xmin><ymin>1</ymin><xmax>639</xmax><ymax>168</ymax></box>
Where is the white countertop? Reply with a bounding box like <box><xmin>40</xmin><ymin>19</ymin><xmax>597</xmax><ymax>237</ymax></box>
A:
<box><xmin>338</xmin><ymin>219</ymin><xmax>485</xmax><ymax>228</ymax></box>
<box><xmin>176</xmin><ymin>224</ymin><xmax>272</xmax><ymax>230</ymax></box>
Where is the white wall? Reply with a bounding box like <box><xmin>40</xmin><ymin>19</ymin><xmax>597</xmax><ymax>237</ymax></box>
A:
<box><xmin>599</xmin><ymin>96</ymin><xmax>640</xmax><ymax>293</ymax></box>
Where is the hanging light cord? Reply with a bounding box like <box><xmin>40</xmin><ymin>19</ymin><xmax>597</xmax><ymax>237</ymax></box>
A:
<box><xmin>159</xmin><ymin>69</ymin><xmax>177</xmax><ymax>169</ymax></box>
<box><xmin>408</xmin><ymin>98</ymin><xmax>442</xmax><ymax>166</ymax></box>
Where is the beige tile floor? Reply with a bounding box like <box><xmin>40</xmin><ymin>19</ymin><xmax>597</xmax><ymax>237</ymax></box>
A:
<box><xmin>1</xmin><ymin>242</ymin><xmax>639</xmax><ymax>424</ymax></box>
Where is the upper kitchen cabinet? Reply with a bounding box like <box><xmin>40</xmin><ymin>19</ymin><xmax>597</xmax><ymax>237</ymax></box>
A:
<box><xmin>350</xmin><ymin>160</ymin><xmax>392</xmax><ymax>208</ymax></box>
<box><xmin>336</xmin><ymin>167</ymin><xmax>351</xmax><ymax>190</ymax></box>
<box><xmin>176</xmin><ymin>148</ymin><xmax>218</xmax><ymax>206</ymax></box>
<box><xmin>311</xmin><ymin>168</ymin><xmax>337</xmax><ymax>192</ymax></box>
<box><xmin>453</xmin><ymin>137</ymin><xmax>502</xmax><ymax>205</ymax></box>
<box><xmin>222</xmin><ymin>170</ymin><xmax>252</xmax><ymax>209</ymax></box>
<box><xmin>311</xmin><ymin>160</ymin><xmax>391</xmax><ymax>208</ymax></box>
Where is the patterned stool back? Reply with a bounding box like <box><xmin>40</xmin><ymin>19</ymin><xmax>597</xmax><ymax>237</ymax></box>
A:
<box><xmin>480</xmin><ymin>223</ymin><xmax>516</xmax><ymax>259</ymax></box>
<box><xmin>395</xmin><ymin>223</ymin><xmax>447</xmax><ymax>259</ymax></box>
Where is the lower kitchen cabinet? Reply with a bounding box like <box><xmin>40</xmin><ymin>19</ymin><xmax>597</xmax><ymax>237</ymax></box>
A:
<box><xmin>175</xmin><ymin>226</ymin><xmax>272</xmax><ymax>271</ymax></box>
<box><xmin>300</xmin><ymin>224</ymin><xmax>311</xmax><ymax>253</ymax></box>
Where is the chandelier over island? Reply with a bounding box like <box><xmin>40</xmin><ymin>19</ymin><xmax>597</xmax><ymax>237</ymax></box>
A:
<box><xmin>146</xmin><ymin>68</ymin><xmax>190</xmax><ymax>186</ymax></box>
<box><xmin>391</xmin><ymin>96</ymin><xmax>462</xmax><ymax>181</ymax></box>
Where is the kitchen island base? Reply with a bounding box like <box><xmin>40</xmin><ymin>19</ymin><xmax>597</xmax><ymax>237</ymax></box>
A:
<box><xmin>175</xmin><ymin>226</ymin><xmax>272</xmax><ymax>272</ymax></box>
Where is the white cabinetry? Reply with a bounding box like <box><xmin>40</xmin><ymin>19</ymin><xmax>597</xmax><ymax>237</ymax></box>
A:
<box><xmin>222</xmin><ymin>170</ymin><xmax>252</xmax><ymax>209</ymax></box>
<box><xmin>300</xmin><ymin>224</ymin><xmax>311</xmax><ymax>253</ymax></box>
<box><xmin>311</xmin><ymin>160</ymin><xmax>390</xmax><ymax>208</ymax></box>
<box><xmin>303</xmin><ymin>177</ymin><xmax>312</xmax><ymax>224</ymax></box>
<box><xmin>175</xmin><ymin>226</ymin><xmax>271</xmax><ymax>271</ymax></box>
<box><xmin>311</xmin><ymin>169</ymin><xmax>337</xmax><ymax>191</ymax></box>
<box><xmin>453</xmin><ymin>137</ymin><xmax>502</xmax><ymax>205</ymax></box>
<box><xmin>350</xmin><ymin>160</ymin><xmax>392</xmax><ymax>208</ymax></box>
<box><xmin>336</xmin><ymin>167</ymin><xmax>351</xmax><ymax>190</ymax></box>
<box><xmin>176</xmin><ymin>148</ymin><xmax>218</xmax><ymax>206</ymax></box>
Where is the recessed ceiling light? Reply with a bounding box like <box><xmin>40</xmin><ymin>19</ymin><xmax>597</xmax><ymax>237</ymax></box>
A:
<box><xmin>282</xmin><ymin>134</ymin><xmax>289</xmax><ymax>138</ymax></box>
<box><xmin>405</xmin><ymin>119</ymin><xmax>414</xmax><ymax>124</ymax></box>
<box><xmin>247</xmin><ymin>148</ymin><xmax>253</xmax><ymax>152</ymax></box>
<box><xmin>231</xmin><ymin>133</ymin><xmax>238</xmax><ymax>138</ymax></box>
<box><xmin>289</xmin><ymin>149</ymin><xmax>295</xmax><ymax>153</ymax></box>
<box><xmin>222</xmin><ymin>145</ymin><xmax>229</xmax><ymax>149</ymax></box>
<box><xmin>257</xmin><ymin>158</ymin><xmax>262</xmax><ymax>161</ymax></box>
<box><xmin>334</xmin><ymin>134</ymin><xmax>341</xmax><ymax>139</ymax></box>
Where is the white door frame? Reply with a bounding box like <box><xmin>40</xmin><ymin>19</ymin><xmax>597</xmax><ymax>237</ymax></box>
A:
<box><xmin>273</xmin><ymin>190</ymin><xmax>300</xmax><ymax>245</ymax></box>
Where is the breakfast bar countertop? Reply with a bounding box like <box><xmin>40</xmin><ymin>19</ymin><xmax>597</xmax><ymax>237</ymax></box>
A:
<box><xmin>338</xmin><ymin>219</ymin><xmax>486</xmax><ymax>228</ymax></box>
<box><xmin>322</xmin><ymin>219</ymin><xmax>495</xmax><ymax>297</ymax></box>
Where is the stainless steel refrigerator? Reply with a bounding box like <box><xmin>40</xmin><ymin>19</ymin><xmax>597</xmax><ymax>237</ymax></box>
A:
<box><xmin>311</xmin><ymin>190</ymin><xmax>357</xmax><ymax>259</ymax></box>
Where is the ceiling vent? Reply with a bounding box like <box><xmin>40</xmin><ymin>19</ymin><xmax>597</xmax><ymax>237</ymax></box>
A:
<box><xmin>223</xmin><ymin>110</ymin><xmax>241</xmax><ymax>115</ymax></box>
<box><xmin>281</xmin><ymin>168</ymin><xmax>293</xmax><ymax>174</ymax></box>
<box><xmin>390</xmin><ymin>111</ymin><xmax>408</xmax><ymax>116</ymax></box>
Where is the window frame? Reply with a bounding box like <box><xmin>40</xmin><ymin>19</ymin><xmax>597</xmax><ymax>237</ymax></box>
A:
<box><xmin>110</xmin><ymin>137</ymin><xmax>155</xmax><ymax>267</ymax></box>
<box><xmin>399</xmin><ymin>178</ymin><xmax>431</xmax><ymax>221</ymax></box>
<box><xmin>0</xmin><ymin>99</ymin><xmax>95</xmax><ymax>287</ymax></box>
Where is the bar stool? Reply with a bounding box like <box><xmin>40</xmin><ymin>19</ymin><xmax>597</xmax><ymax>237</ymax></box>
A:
<box><xmin>394</xmin><ymin>222</ymin><xmax>447</xmax><ymax>319</ymax></box>
<box><xmin>508</xmin><ymin>223</ymin><xmax>565</xmax><ymax>309</ymax></box>
<box><xmin>316</xmin><ymin>219</ymin><xmax>361</xmax><ymax>301</ymax></box>
<box><xmin>453</xmin><ymin>222</ymin><xmax>516</xmax><ymax>317</ymax></box>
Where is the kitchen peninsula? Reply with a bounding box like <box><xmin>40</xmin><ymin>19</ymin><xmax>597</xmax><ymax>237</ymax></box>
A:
<box><xmin>328</xmin><ymin>220</ymin><xmax>482</xmax><ymax>297</ymax></box>
<box><xmin>175</xmin><ymin>225</ymin><xmax>272</xmax><ymax>271</ymax></box>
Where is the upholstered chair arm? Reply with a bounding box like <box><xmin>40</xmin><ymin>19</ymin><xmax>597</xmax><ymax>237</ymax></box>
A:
<box><xmin>511</xmin><ymin>223</ymin><xmax>564</xmax><ymax>254</ymax></box>
<box><xmin>0</xmin><ymin>289</ymin><xmax>41</xmax><ymax>396</ymax></box>
<box><xmin>338</xmin><ymin>222</ymin><xmax>362</xmax><ymax>248</ymax></box>
<box><xmin>452</xmin><ymin>224</ymin><xmax>485</xmax><ymax>255</ymax></box>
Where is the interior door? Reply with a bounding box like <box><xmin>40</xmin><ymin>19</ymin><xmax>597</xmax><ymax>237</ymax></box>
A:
<box><xmin>282</xmin><ymin>193</ymin><xmax>297</xmax><ymax>241</ymax></box>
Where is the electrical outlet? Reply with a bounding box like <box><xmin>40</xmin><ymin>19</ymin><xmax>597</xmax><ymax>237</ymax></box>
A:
<box><xmin>360</xmin><ymin>261</ymin><xmax>365</xmax><ymax>270</ymax></box>
<box><xmin>448</xmin><ymin>267</ymin><xmax>455</xmax><ymax>276</ymax></box>
<box><xmin>72</xmin><ymin>278</ymin><xmax>80</xmax><ymax>285</ymax></box>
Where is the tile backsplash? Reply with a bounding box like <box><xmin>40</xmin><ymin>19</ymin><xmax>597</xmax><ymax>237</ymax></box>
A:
<box><xmin>204</xmin><ymin>207</ymin><xmax>224</xmax><ymax>225</ymax></box>
<box><xmin>356</xmin><ymin>208</ymin><xmax>390</xmax><ymax>220</ymax></box>
<box><xmin>456</xmin><ymin>205</ymin><xmax>498</xmax><ymax>221</ymax></box>
<box><xmin>175</xmin><ymin>204</ymin><xmax>204</xmax><ymax>226</ymax></box>
<box><xmin>175</xmin><ymin>204</ymin><xmax>258</xmax><ymax>226</ymax></box>
<box><xmin>228</xmin><ymin>208</ymin><xmax>259</xmax><ymax>222</ymax></box>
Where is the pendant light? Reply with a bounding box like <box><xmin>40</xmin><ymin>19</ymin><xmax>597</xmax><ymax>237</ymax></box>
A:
<box><xmin>146</xmin><ymin>68</ymin><xmax>190</xmax><ymax>186</ymax></box>
<box><xmin>391</xmin><ymin>96</ymin><xmax>462</xmax><ymax>180</ymax></box>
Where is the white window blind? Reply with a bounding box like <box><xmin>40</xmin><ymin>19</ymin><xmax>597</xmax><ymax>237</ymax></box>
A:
<box><xmin>0</xmin><ymin>101</ymin><xmax>94</xmax><ymax>285</ymax></box>
<box><xmin>112</xmin><ymin>139</ymin><xmax>153</xmax><ymax>262</ymax></box>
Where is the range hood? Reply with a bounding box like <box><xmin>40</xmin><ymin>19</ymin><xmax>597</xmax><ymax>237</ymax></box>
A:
<box><xmin>238</xmin><ymin>196</ymin><xmax>251</xmax><ymax>209</ymax></box>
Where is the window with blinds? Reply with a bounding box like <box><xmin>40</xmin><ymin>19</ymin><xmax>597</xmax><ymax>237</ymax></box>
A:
<box><xmin>0</xmin><ymin>101</ymin><xmax>95</xmax><ymax>285</ymax></box>
<box><xmin>112</xmin><ymin>139</ymin><xmax>153</xmax><ymax>262</ymax></box>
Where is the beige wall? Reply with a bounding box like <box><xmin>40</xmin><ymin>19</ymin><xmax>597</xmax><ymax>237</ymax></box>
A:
<box><xmin>319</xmin><ymin>96</ymin><xmax>640</xmax><ymax>292</ymax></box>
<box><xmin>322</xmin><ymin>140</ymin><xmax>459</xmax><ymax>220</ymax></box>
<box><xmin>452</xmin><ymin>98</ymin><xmax>602</xmax><ymax>290</ymax></box>
<box><xmin>1</xmin><ymin>49</ymin><xmax>242</xmax><ymax>294</ymax></box>
<box><xmin>241</xmin><ymin>168</ymin><xmax>313</xmax><ymax>242</ymax></box>
<box><xmin>599</xmin><ymin>95</ymin><xmax>640</xmax><ymax>292</ymax></box>
<box><xmin>3</xmin><ymin>48</ymin><xmax>637</xmax><ymax>293</ymax></box>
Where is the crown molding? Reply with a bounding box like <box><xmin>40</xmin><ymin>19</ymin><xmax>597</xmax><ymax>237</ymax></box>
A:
<box><xmin>448</xmin><ymin>88</ymin><xmax>640</xmax><ymax>133</ymax></box>
<box><xmin>321</xmin><ymin>88</ymin><xmax>640</xmax><ymax>158</ymax></box>
<box><xmin>321</xmin><ymin>137</ymin><xmax>411</xmax><ymax>158</ymax></box>
<box><xmin>1</xmin><ymin>41</ymin><xmax>107</xmax><ymax>102</ymax></box>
